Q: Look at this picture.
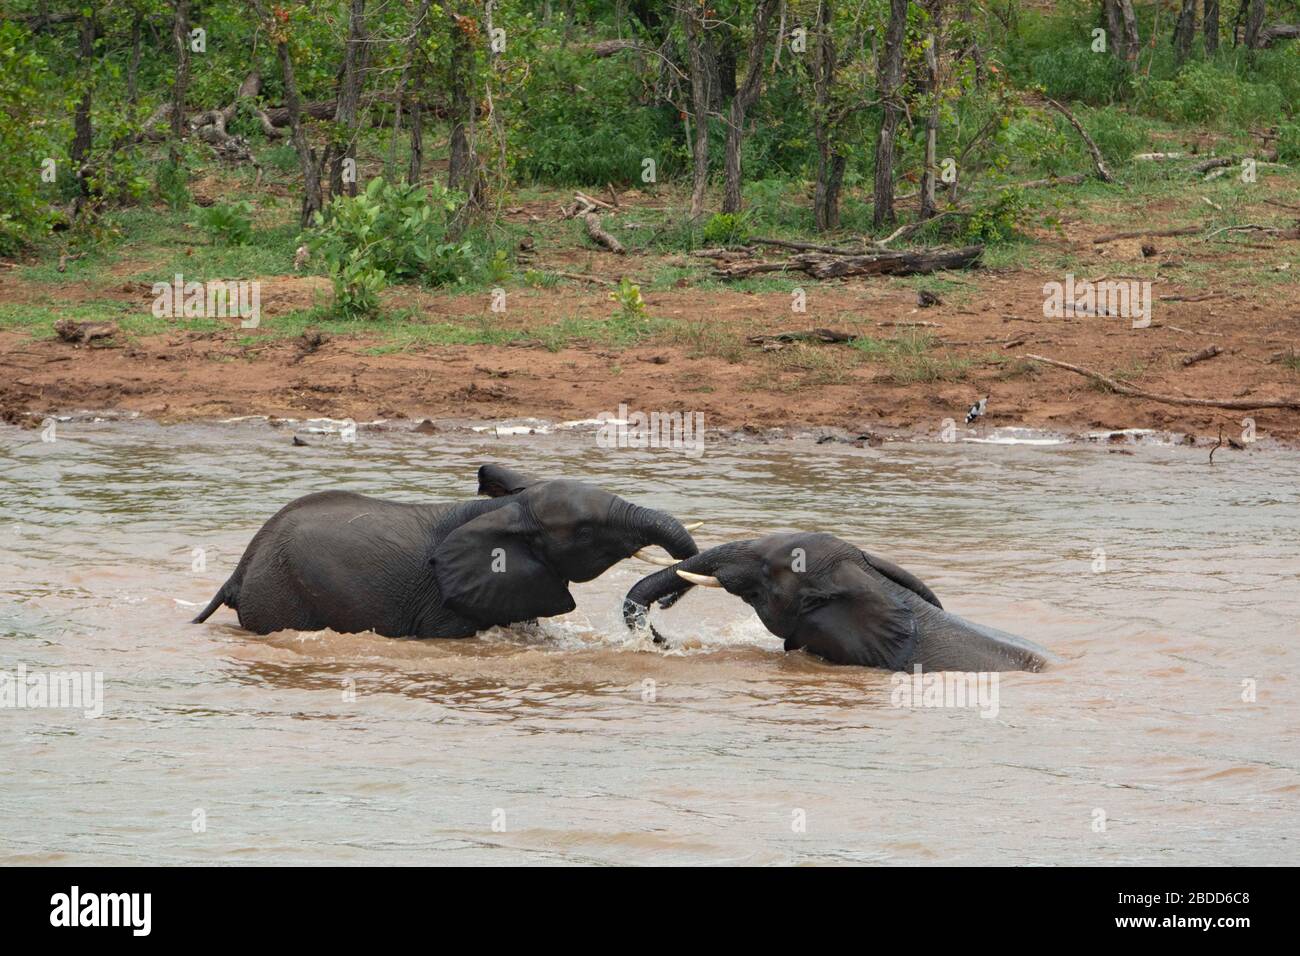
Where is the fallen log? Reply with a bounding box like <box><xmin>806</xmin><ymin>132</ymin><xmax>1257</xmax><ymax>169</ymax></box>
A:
<box><xmin>1181</xmin><ymin>345</ymin><xmax>1223</xmax><ymax>366</ymax></box>
<box><xmin>1191</xmin><ymin>156</ymin><xmax>1237</xmax><ymax>174</ymax></box>
<box><xmin>54</xmin><ymin>319</ymin><xmax>118</xmax><ymax>346</ymax></box>
<box><xmin>750</xmin><ymin>237</ymin><xmax>869</xmax><ymax>255</ymax></box>
<box><xmin>747</xmin><ymin>329</ymin><xmax>858</xmax><ymax>345</ymax></box>
<box><xmin>715</xmin><ymin>245</ymin><xmax>983</xmax><ymax>280</ymax></box>
<box><xmin>1259</xmin><ymin>24</ymin><xmax>1300</xmax><ymax>46</ymax></box>
<box><xmin>711</xmin><ymin>261</ymin><xmax>795</xmax><ymax>278</ymax></box>
<box><xmin>1093</xmin><ymin>226</ymin><xmax>1200</xmax><ymax>244</ymax></box>
<box><xmin>551</xmin><ymin>270</ymin><xmax>614</xmax><ymax>286</ymax></box>
<box><xmin>1025</xmin><ymin>354</ymin><xmax>1300</xmax><ymax>410</ymax></box>
<box><xmin>584</xmin><ymin>213</ymin><xmax>625</xmax><ymax>254</ymax></box>
<box><xmin>792</xmin><ymin>245</ymin><xmax>984</xmax><ymax>279</ymax></box>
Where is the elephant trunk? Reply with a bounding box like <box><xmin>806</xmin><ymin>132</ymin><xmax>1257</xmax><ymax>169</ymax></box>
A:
<box><xmin>622</xmin><ymin>543</ymin><xmax>740</xmax><ymax>630</ymax></box>
<box><xmin>621</xmin><ymin>502</ymin><xmax>699</xmax><ymax>562</ymax></box>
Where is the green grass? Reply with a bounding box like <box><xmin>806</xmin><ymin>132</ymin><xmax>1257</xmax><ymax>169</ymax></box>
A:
<box><xmin>851</xmin><ymin>330</ymin><xmax>972</xmax><ymax>384</ymax></box>
<box><xmin>0</xmin><ymin>301</ymin><xmax>225</xmax><ymax>340</ymax></box>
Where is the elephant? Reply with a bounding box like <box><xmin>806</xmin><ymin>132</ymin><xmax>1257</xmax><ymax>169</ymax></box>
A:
<box><xmin>623</xmin><ymin>532</ymin><xmax>1053</xmax><ymax>672</ymax></box>
<box><xmin>192</xmin><ymin>464</ymin><xmax>699</xmax><ymax>638</ymax></box>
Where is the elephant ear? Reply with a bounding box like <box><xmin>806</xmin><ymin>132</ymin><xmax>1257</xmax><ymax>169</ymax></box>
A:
<box><xmin>431</xmin><ymin>501</ymin><xmax>575</xmax><ymax>624</ymax></box>
<box><xmin>860</xmin><ymin>550</ymin><xmax>943</xmax><ymax>609</ymax></box>
<box><xmin>791</xmin><ymin>562</ymin><xmax>919</xmax><ymax>669</ymax></box>
<box><xmin>476</xmin><ymin>463</ymin><xmax>544</xmax><ymax>498</ymax></box>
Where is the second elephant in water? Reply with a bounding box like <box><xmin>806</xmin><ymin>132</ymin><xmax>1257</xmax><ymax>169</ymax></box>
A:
<box><xmin>623</xmin><ymin>532</ymin><xmax>1052</xmax><ymax>672</ymax></box>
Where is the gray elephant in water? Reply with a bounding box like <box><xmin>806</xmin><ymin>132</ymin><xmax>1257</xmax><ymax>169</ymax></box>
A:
<box><xmin>193</xmin><ymin>464</ymin><xmax>699</xmax><ymax>638</ymax></box>
<box><xmin>624</xmin><ymin>532</ymin><xmax>1052</xmax><ymax>671</ymax></box>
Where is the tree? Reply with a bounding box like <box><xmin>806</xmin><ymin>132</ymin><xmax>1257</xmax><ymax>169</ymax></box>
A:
<box><xmin>71</xmin><ymin>10</ymin><xmax>97</xmax><ymax>200</ymax></box>
<box><xmin>248</xmin><ymin>0</ymin><xmax>323</xmax><ymax>226</ymax></box>
<box><xmin>405</xmin><ymin>0</ymin><xmax>435</xmax><ymax>186</ymax></box>
<box><xmin>721</xmin><ymin>0</ymin><xmax>781</xmax><ymax>214</ymax></box>
<box><xmin>170</xmin><ymin>0</ymin><xmax>190</xmax><ymax>168</ymax></box>
<box><xmin>443</xmin><ymin>1</ymin><xmax>484</xmax><ymax>212</ymax></box>
<box><xmin>1243</xmin><ymin>0</ymin><xmax>1267</xmax><ymax>48</ymax></box>
<box><xmin>683</xmin><ymin>2</ymin><xmax>716</xmax><ymax>218</ymax></box>
<box><xmin>1173</xmin><ymin>0</ymin><xmax>1197</xmax><ymax>66</ymax></box>
<box><xmin>873</xmin><ymin>0</ymin><xmax>908</xmax><ymax>229</ymax></box>
<box><xmin>809</xmin><ymin>0</ymin><xmax>847</xmax><ymax>231</ymax></box>
<box><xmin>1103</xmin><ymin>0</ymin><xmax>1141</xmax><ymax>71</ymax></box>
<box><xmin>919</xmin><ymin>0</ymin><xmax>945</xmax><ymax>222</ymax></box>
<box><xmin>1204</xmin><ymin>0</ymin><xmax>1220</xmax><ymax>54</ymax></box>
<box><xmin>326</xmin><ymin>0</ymin><xmax>369</xmax><ymax>199</ymax></box>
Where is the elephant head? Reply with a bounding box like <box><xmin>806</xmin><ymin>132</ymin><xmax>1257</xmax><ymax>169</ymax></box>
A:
<box><xmin>430</xmin><ymin>465</ymin><xmax>700</xmax><ymax>628</ymax></box>
<box><xmin>623</xmin><ymin>532</ymin><xmax>1050</xmax><ymax>672</ymax></box>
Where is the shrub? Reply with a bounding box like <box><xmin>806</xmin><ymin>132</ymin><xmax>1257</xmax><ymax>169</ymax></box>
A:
<box><xmin>193</xmin><ymin>201</ymin><xmax>254</xmax><ymax>245</ymax></box>
<box><xmin>305</xmin><ymin>176</ymin><xmax>474</xmax><ymax>317</ymax></box>
<box><xmin>0</xmin><ymin>22</ymin><xmax>55</xmax><ymax>254</ymax></box>
<box><xmin>962</xmin><ymin>189</ymin><xmax>1029</xmax><ymax>245</ymax></box>
<box><xmin>608</xmin><ymin>277</ymin><xmax>647</xmax><ymax>321</ymax></box>
<box><xmin>701</xmin><ymin>212</ymin><xmax>749</xmax><ymax>246</ymax></box>
<box><xmin>510</xmin><ymin>46</ymin><xmax>683</xmax><ymax>185</ymax></box>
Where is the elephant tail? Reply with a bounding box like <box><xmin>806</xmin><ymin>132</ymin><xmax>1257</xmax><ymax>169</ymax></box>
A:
<box><xmin>191</xmin><ymin>578</ymin><xmax>234</xmax><ymax>624</ymax></box>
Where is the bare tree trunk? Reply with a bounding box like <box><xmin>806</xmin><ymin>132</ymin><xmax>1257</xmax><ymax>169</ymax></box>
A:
<box><xmin>1173</xmin><ymin>0</ymin><xmax>1197</xmax><ymax>65</ymax></box>
<box><xmin>1204</xmin><ymin>0</ymin><xmax>1220</xmax><ymax>53</ymax></box>
<box><xmin>444</xmin><ymin>1</ymin><xmax>478</xmax><ymax>200</ymax></box>
<box><xmin>170</xmin><ymin>0</ymin><xmax>190</xmax><ymax>165</ymax></box>
<box><xmin>721</xmin><ymin>0</ymin><xmax>781</xmax><ymax>214</ymax></box>
<box><xmin>1118</xmin><ymin>0</ymin><xmax>1141</xmax><ymax>70</ymax></box>
<box><xmin>685</xmin><ymin>5</ymin><xmax>713</xmax><ymax>218</ymax></box>
<box><xmin>392</xmin><ymin>0</ymin><xmax>434</xmax><ymax>184</ymax></box>
<box><xmin>248</xmin><ymin>0</ymin><xmax>322</xmax><ymax>226</ymax></box>
<box><xmin>1102</xmin><ymin>0</ymin><xmax>1126</xmax><ymax>61</ymax></box>
<box><xmin>325</xmin><ymin>0</ymin><xmax>368</xmax><ymax>198</ymax></box>
<box><xmin>919</xmin><ymin>1</ymin><xmax>944</xmax><ymax>222</ymax></box>
<box><xmin>1244</xmin><ymin>0</ymin><xmax>1266</xmax><ymax>47</ymax></box>
<box><xmin>810</xmin><ymin>0</ymin><xmax>845</xmax><ymax>232</ymax></box>
<box><xmin>71</xmin><ymin>11</ymin><xmax>96</xmax><ymax>198</ymax></box>
<box><xmin>1103</xmin><ymin>0</ymin><xmax>1140</xmax><ymax>70</ymax></box>
<box><xmin>873</xmin><ymin>0</ymin><xmax>907</xmax><ymax>229</ymax></box>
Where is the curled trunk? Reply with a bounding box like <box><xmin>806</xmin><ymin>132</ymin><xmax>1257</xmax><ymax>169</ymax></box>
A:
<box><xmin>620</xmin><ymin>503</ymin><xmax>699</xmax><ymax>563</ymax></box>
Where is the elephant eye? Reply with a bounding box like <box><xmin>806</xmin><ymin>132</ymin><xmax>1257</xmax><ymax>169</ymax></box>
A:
<box><xmin>576</xmin><ymin>525</ymin><xmax>595</xmax><ymax>540</ymax></box>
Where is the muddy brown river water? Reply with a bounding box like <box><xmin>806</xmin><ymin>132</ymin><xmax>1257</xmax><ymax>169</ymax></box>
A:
<box><xmin>2</xmin><ymin>419</ymin><xmax>1298</xmax><ymax>865</ymax></box>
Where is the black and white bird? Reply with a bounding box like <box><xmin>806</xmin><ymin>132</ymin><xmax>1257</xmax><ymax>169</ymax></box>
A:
<box><xmin>965</xmin><ymin>395</ymin><xmax>988</xmax><ymax>425</ymax></box>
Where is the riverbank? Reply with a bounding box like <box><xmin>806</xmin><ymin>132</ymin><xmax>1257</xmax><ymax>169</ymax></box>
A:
<box><xmin>3</xmin><ymin>267</ymin><xmax>1297</xmax><ymax>445</ymax></box>
<box><xmin>3</xmin><ymin>176</ymin><xmax>1298</xmax><ymax>445</ymax></box>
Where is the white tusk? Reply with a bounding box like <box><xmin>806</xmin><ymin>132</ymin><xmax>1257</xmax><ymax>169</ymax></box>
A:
<box><xmin>676</xmin><ymin>569</ymin><xmax>722</xmax><ymax>588</ymax></box>
<box><xmin>633</xmin><ymin>549</ymin><xmax>678</xmax><ymax>567</ymax></box>
<box><xmin>682</xmin><ymin>521</ymin><xmax>704</xmax><ymax>531</ymax></box>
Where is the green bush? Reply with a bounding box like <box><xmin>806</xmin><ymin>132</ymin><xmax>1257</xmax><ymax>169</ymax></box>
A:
<box><xmin>155</xmin><ymin>158</ymin><xmax>191</xmax><ymax>210</ymax></box>
<box><xmin>510</xmin><ymin>46</ymin><xmax>683</xmax><ymax>185</ymax></box>
<box><xmin>701</xmin><ymin>212</ymin><xmax>749</xmax><ymax>246</ymax></box>
<box><xmin>305</xmin><ymin>176</ymin><xmax>474</xmax><ymax>318</ymax></box>
<box><xmin>1277</xmin><ymin>124</ymin><xmax>1300</xmax><ymax>164</ymax></box>
<box><xmin>962</xmin><ymin>189</ymin><xmax>1029</xmax><ymax>245</ymax></box>
<box><xmin>0</xmin><ymin>22</ymin><xmax>56</xmax><ymax>255</ymax></box>
<box><xmin>193</xmin><ymin>201</ymin><xmax>254</xmax><ymax>245</ymax></box>
<box><xmin>1078</xmin><ymin>107</ymin><xmax>1150</xmax><ymax>165</ymax></box>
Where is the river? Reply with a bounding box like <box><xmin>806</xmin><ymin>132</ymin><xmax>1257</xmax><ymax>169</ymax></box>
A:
<box><xmin>2</xmin><ymin>418</ymin><xmax>1297</xmax><ymax>864</ymax></box>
